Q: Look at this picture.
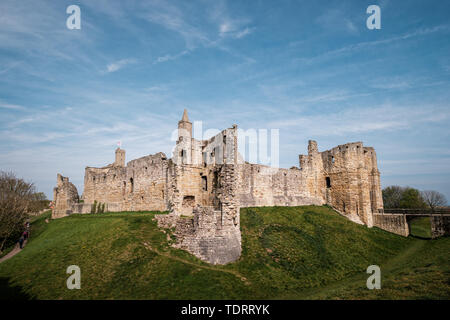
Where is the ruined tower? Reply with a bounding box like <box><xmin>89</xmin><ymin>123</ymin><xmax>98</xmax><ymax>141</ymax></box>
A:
<box><xmin>114</xmin><ymin>148</ymin><xmax>126</xmax><ymax>167</ymax></box>
<box><xmin>176</xmin><ymin>109</ymin><xmax>193</xmax><ymax>165</ymax></box>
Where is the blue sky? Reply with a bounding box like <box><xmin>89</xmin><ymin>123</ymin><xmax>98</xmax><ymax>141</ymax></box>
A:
<box><xmin>0</xmin><ymin>0</ymin><xmax>449</xmax><ymax>202</ymax></box>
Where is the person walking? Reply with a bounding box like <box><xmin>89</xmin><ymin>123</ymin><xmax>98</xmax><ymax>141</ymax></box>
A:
<box><xmin>18</xmin><ymin>236</ymin><xmax>24</xmax><ymax>249</ymax></box>
<box><xmin>23</xmin><ymin>230</ymin><xmax>28</xmax><ymax>240</ymax></box>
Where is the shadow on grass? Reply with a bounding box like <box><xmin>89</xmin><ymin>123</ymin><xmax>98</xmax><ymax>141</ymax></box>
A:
<box><xmin>410</xmin><ymin>235</ymin><xmax>432</xmax><ymax>240</ymax></box>
<box><xmin>0</xmin><ymin>277</ymin><xmax>34</xmax><ymax>300</ymax></box>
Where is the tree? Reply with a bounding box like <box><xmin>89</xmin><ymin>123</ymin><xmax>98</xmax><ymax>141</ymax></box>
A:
<box><xmin>32</xmin><ymin>192</ymin><xmax>47</xmax><ymax>201</ymax></box>
<box><xmin>0</xmin><ymin>171</ymin><xmax>35</xmax><ymax>252</ymax></box>
<box><xmin>382</xmin><ymin>186</ymin><xmax>427</xmax><ymax>209</ymax></box>
<box><xmin>399</xmin><ymin>187</ymin><xmax>426</xmax><ymax>209</ymax></box>
<box><xmin>28</xmin><ymin>192</ymin><xmax>50</xmax><ymax>213</ymax></box>
<box><xmin>421</xmin><ymin>190</ymin><xmax>447</xmax><ymax>212</ymax></box>
<box><xmin>382</xmin><ymin>186</ymin><xmax>404</xmax><ymax>208</ymax></box>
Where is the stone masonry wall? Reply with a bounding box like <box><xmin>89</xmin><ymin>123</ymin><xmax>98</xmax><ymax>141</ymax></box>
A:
<box><xmin>237</xmin><ymin>164</ymin><xmax>324</xmax><ymax>207</ymax></box>
<box><xmin>431</xmin><ymin>215</ymin><xmax>450</xmax><ymax>238</ymax></box>
<box><xmin>155</xmin><ymin>164</ymin><xmax>241</xmax><ymax>265</ymax></box>
<box><xmin>372</xmin><ymin>213</ymin><xmax>409</xmax><ymax>237</ymax></box>
<box><xmin>52</xmin><ymin>174</ymin><xmax>79</xmax><ymax>218</ymax></box>
<box><xmin>82</xmin><ymin>151</ymin><xmax>169</xmax><ymax>212</ymax></box>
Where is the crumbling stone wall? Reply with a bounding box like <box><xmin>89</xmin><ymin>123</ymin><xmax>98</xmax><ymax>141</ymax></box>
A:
<box><xmin>238</xmin><ymin>140</ymin><xmax>382</xmax><ymax>227</ymax></box>
<box><xmin>52</xmin><ymin>174</ymin><xmax>79</xmax><ymax>218</ymax></box>
<box><xmin>431</xmin><ymin>215</ymin><xmax>450</xmax><ymax>238</ymax></box>
<box><xmin>83</xmin><ymin>151</ymin><xmax>169</xmax><ymax>212</ymax></box>
<box><xmin>237</xmin><ymin>164</ymin><xmax>324</xmax><ymax>207</ymax></box>
<box><xmin>155</xmin><ymin>163</ymin><xmax>241</xmax><ymax>265</ymax></box>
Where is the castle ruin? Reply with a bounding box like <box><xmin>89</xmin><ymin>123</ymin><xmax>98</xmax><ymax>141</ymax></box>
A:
<box><xmin>53</xmin><ymin>110</ymin><xmax>385</xmax><ymax>264</ymax></box>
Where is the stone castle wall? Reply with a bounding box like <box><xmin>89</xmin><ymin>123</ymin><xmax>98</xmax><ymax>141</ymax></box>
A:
<box><xmin>82</xmin><ymin>152</ymin><xmax>169</xmax><ymax>212</ymax></box>
<box><xmin>237</xmin><ymin>164</ymin><xmax>324</xmax><ymax>207</ymax></box>
<box><xmin>52</xmin><ymin>109</ymin><xmax>386</xmax><ymax>264</ymax></box>
<box><xmin>372</xmin><ymin>213</ymin><xmax>409</xmax><ymax>237</ymax></box>
<box><xmin>431</xmin><ymin>215</ymin><xmax>450</xmax><ymax>238</ymax></box>
<box><xmin>155</xmin><ymin>164</ymin><xmax>241</xmax><ymax>265</ymax></box>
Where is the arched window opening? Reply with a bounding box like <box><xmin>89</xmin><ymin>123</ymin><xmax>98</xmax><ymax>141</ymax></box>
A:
<box><xmin>202</xmin><ymin>176</ymin><xmax>207</xmax><ymax>191</ymax></box>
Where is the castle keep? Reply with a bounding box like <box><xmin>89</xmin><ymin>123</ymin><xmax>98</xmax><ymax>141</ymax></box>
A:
<box><xmin>53</xmin><ymin>110</ymin><xmax>384</xmax><ymax>264</ymax></box>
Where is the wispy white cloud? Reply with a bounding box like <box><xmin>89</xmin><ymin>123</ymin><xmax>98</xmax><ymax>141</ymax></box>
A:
<box><xmin>154</xmin><ymin>50</ymin><xmax>189</xmax><ymax>64</ymax></box>
<box><xmin>298</xmin><ymin>25</ymin><xmax>450</xmax><ymax>65</ymax></box>
<box><xmin>315</xmin><ymin>8</ymin><xmax>359</xmax><ymax>35</ymax></box>
<box><xmin>219</xmin><ymin>20</ymin><xmax>254</xmax><ymax>39</ymax></box>
<box><xmin>268</xmin><ymin>103</ymin><xmax>450</xmax><ymax>136</ymax></box>
<box><xmin>0</xmin><ymin>101</ymin><xmax>27</xmax><ymax>110</ymax></box>
<box><xmin>106</xmin><ymin>58</ymin><xmax>137</xmax><ymax>73</ymax></box>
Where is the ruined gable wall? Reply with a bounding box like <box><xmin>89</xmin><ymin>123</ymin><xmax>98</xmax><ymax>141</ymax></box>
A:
<box><xmin>52</xmin><ymin>174</ymin><xmax>79</xmax><ymax>218</ymax></box>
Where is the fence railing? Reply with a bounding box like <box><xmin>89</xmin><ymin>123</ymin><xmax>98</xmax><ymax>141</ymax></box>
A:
<box><xmin>379</xmin><ymin>208</ymin><xmax>450</xmax><ymax>215</ymax></box>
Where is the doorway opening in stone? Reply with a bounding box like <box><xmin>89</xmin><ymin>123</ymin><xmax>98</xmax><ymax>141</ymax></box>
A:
<box><xmin>326</xmin><ymin>177</ymin><xmax>331</xmax><ymax>188</ymax></box>
<box><xmin>182</xmin><ymin>195</ymin><xmax>195</xmax><ymax>208</ymax></box>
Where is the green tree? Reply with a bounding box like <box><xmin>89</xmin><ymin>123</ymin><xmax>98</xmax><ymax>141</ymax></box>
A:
<box><xmin>399</xmin><ymin>187</ymin><xmax>426</xmax><ymax>209</ymax></box>
<box><xmin>383</xmin><ymin>186</ymin><xmax>427</xmax><ymax>209</ymax></box>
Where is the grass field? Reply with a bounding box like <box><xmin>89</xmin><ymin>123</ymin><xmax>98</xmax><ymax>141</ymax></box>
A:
<box><xmin>0</xmin><ymin>206</ymin><xmax>448</xmax><ymax>299</ymax></box>
<box><xmin>409</xmin><ymin>217</ymin><xmax>432</xmax><ymax>239</ymax></box>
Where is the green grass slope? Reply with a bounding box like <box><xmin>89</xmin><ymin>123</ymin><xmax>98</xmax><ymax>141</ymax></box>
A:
<box><xmin>0</xmin><ymin>206</ymin><xmax>448</xmax><ymax>299</ymax></box>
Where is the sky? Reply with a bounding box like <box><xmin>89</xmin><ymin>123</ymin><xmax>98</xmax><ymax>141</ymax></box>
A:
<box><xmin>0</xmin><ymin>0</ymin><xmax>449</xmax><ymax>202</ymax></box>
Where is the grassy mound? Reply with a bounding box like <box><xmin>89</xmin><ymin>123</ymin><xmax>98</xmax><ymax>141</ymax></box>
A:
<box><xmin>0</xmin><ymin>206</ymin><xmax>448</xmax><ymax>299</ymax></box>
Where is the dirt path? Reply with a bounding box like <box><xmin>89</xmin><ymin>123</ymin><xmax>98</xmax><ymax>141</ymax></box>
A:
<box><xmin>0</xmin><ymin>240</ymin><xmax>27</xmax><ymax>264</ymax></box>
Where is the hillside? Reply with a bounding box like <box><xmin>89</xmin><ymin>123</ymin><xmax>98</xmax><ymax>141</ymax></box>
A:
<box><xmin>0</xmin><ymin>206</ymin><xmax>449</xmax><ymax>299</ymax></box>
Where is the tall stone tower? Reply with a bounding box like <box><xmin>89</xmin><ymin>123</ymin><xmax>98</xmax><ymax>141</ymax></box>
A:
<box><xmin>176</xmin><ymin>109</ymin><xmax>192</xmax><ymax>165</ymax></box>
<box><xmin>114</xmin><ymin>148</ymin><xmax>126</xmax><ymax>167</ymax></box>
